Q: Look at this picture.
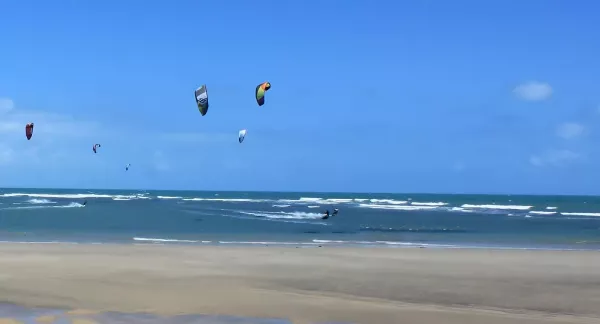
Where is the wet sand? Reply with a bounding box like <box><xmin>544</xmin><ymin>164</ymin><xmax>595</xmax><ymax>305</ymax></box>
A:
<box><xmin>0</xmin><ymin>244</ymin><xmax>598</xmax><ymax>324</ymax></box>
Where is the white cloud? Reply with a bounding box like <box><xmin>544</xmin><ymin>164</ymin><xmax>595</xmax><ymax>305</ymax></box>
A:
<box><xmin>513</xmin><ymin>81</ymin><xmax>553</xmax><ymax>101</ymax></box>
<box><xmin>0</xmin><ymin>110</ymin><xmax>101</xmax><ymax>139</ymax></box>
<box><xmin>556</xmin><ymin>122</ymin><xmax>585</xmax><ymax>139</ymax></box>
<box><xmin>0</xmin><ymin>99</ymin><xmax>105</xmax><ymax>167</ymax></box>
<box><xmin>0</xmin><ymin>98</ymin><xmax>14</xmax><ymax>114</ymax></box>
<box><xmin>529</xmin><ymin>149</ymin><xmax>581</xmax><ymax>167</ymax></box>
<box><xmin>0</xmin><ymin>98</ymin><xmax>229</xmax><ymax>144</ymax></box>
<box><xmin>0</xmin><ymin>98</ymin><xmax>232</xmax><ymax>172</ymax></box>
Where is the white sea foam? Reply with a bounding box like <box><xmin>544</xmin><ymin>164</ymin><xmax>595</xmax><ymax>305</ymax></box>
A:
<box><xmin>282</xmin><ymin>197</ymin><xmax>411</xmax><ymax>206</ymax></box>
<box><xmin>369</xmin><ymin>199</ymin><xmax>407</xmax><ymax>205</ymax></box>
<box><xmin>133</xmin><ymin>237</ymin><xmax>208</xmax><ymax>243</ymax></box>
<box><xmin>183</xmin><ymin>198</ymin><xmax>263</xmax><ymax>202</ymax></box>
<box><xmin>312</xmin><ymin>239</ymin><xmax>381</xmax><ymax>245</ymax></box>
<box><xmin>561</xmin><ymin>212</ymin><xmax>600</xmax><ymax>217</ymax></box>
<box><xmin>8</xmin><ymin>191</ymin><xmax>600</xmax><ymax>222</ymax></box>
<box><xmin>450</xmin><ymin>207</ymin><xmax>474</xmax><ymax>213</ymax></box>
<box><xmin>529</xmin><ymin>211</ymin><xmax>557</xmax><ymax>215</ymax></box>
<box><xmin>358</xmin><ymin>203</ymin><xmax>437</xmax><ymax>211</ymax></box>
<box><xmin>238</xmin><ymin>210</ymin><xmax>323</xmax><ymax>220</ymax></box>
<box><xmin>27</xmin><ymin>198</ymin><xmax>55</xmax><ymax>204</ymax></box>
<box><xmin>312</xmin><ymin>239</ymin><xmax>347</xmax><ymax>243</ymax></box>
<box><xmin>0</xmin><ymin>241</ymin><xmax>80</xmax><ymax>245</ymax></box>
<box><xmin>411</xmin><ymin>201</ymin><xmax>448</xmax><ymax>206</ymax></box>
<box><xmin>461</xmin><ymin>204</ymin><xmax>532</xmax><ymax>210</ymax></box>
<box><xmin>218</xmin><ymin>241</ymin><xmax>320</xmax><ymax>245</ymax></box>
<box><xmin>211</xmin><ymin>240</ymin><xmax>458</xmax><ymax>248</ymax></box>
<box><xmin>374</xmin><ymin>241</ymin><xmax>456</xmax><ymax>247</ymax></box>
<box><xmin>1</xmin><ymin>193</ymin><xmax>109</xmax><ymax>199</ymax></box>
<box><xmin>2</xmin><ymin>202</ymin><xmax>84</xmax><ymax>210</ymax></box>
<box><xmin>0</xmin><ymin>192</ymin><xmax>141</xmax><ymax>200</ymax></box>
<box><xmin>295</xmin><ymin>197</ymin><xmax>339</xmax><ymax>205</ymax></box>
<box><xmin>278</xmin><ymin>197</ymin><xmax>354</xmax><ymax>205</ymax></box>
<box><xmin>312</xmin><ymin>239</ymin><xmax>456</xmax><ymax>247</ymax></box>
<box><xmin>299</xmin><ymin>197</ymin><xmax>321</xmax><ymax>202</ymax></box>
<box><xmin>325</xmin><ymin>198</ymin><xmax>353</xmax><ymax>203</ymax></box>
<box><xmin>53</xmin><ymin>202</ymin><xmax>84</xmax><ymax>208</ymax></box>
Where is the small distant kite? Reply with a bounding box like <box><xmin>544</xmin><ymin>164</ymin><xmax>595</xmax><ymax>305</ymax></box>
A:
<box><xmin>255</xmin><ymin>81</ymin><xmax>271</xmax><ymax>106</ymax></box>
<box><xmin>93</xmin><ymin>144</ymin><xmax>101</xmax><ymax>154</ymax></box>
<box><xmin>25</xmin><ymin>123</ymin><xmax>34</xmax><ymax>140</ymax></box>
<box><xmin>238</xmin><ymin>129</ymin><xmax>247</xmax><ymax>143</ymax></box>
<box><xmin>125</xmin><ymin>163</ymin><xmax>131</xmax><ymax>171</ymax></box>
<box><xmin>195</xmin><ymin>84</ymin><xmax>209</xmax><ymax>116</ymax></box>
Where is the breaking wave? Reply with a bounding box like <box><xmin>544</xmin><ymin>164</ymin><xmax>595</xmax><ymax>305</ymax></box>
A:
<box><xmin>27</xmin><ymin>198</ymin><xmax>56</xmax><ymax>204</ymax></box>
<box><xmin>461</xmin><ymin>204</ymin><xmax>532</xmax><ymax>210</ymax></box>
<box><xmin>130</xmin><ymin>237</ymin><xmax>458</xmax><ymax>248</ymax></box>
<box><xmin>238</xmin><ymin>210</ymin><xmax>324</xmax><ymax>220</ymax></box>
<box><xmin>2</xmin><ymin>202</ymin><xmax>85</xmax><ymax>210</ymax></box>
<box><xmin>1</xmin><ymin>190</ymin><xmax>600</xmax><ymax>219</ymax></box>
<box><xmin>133</xmin><ymin>237</ymin><xmax>209</xmax><ymax>243</ymax></box>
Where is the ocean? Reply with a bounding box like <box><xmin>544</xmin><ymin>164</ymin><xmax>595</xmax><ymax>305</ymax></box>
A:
<box><xmin>0</xmin><ymin>188</ymin><xmax>599</xmax><ymax>250</ymax></box>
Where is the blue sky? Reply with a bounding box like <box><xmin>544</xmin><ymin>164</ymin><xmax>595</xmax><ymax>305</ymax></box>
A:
<box><xmin>0</xmin><ymin>0</ymin><xmax>599</xmax><ymax>194</ymax></box>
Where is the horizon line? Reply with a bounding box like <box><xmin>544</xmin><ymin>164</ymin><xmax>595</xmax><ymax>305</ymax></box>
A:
<box><xmin>0</xmin><ymin>186</ymin><xmax>598</xmax><ymax>198</ymax></box>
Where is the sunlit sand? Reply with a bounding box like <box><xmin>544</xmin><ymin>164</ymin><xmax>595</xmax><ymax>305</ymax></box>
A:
<box><xmin>0</xmin><ymin>244</ymin><xmax>598</xmax><ymax>323</ymax></box>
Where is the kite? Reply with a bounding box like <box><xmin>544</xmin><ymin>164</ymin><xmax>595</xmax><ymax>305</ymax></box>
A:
<box><xmin>195</xmin><ymin>85</ymin><xmax>209</xmax><ymax>116</ymax></box>
<box><xmin>255</xmin><ymin>82</ymin><xmax>271</xmax><ymax>106</ymax></box>
<box><xmin>25</xmin><ymin>123</ymin><xmax>34</xmax><ymax>140</ymax></box>
<box><xmin>238</xmin><ymin>129</ymin><xmax>247</xmax><ymax>143</ymax></box>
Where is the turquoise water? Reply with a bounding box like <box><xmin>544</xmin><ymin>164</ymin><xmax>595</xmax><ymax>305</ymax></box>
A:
<box><xmin>0</xmin><ymin>188</ymin><xmax>599</xmax><ymax>250</ymax></box>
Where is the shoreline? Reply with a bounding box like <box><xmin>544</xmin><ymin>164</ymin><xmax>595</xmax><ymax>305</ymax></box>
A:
<box><xmin>0</xmin><ymin>237</ymin><xmax>599</xmax><ymax>252</ymax></box>
<box><xmin>0</xmin><ymin>243</ymin><xmax>598</xmax><ymax>323</ymax></box>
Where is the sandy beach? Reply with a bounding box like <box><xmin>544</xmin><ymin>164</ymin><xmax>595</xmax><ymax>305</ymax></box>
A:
<box><xmin>0</xmin><ymin>244</ymin><xmax>598</xmax><ymax>324</ymax></box>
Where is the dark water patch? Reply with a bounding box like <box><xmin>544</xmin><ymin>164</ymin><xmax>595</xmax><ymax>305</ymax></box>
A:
<box><xmin>303</xmin><ymin>231</ymin><xmax>357</xmax><ymax>235</ymax></box>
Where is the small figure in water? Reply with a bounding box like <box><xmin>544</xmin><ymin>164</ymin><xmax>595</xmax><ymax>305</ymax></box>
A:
<box><xmin>83</xmin><ymin>200</ymin><xmax>87</xmax><ymax>206</ymax></box>
<box><xmin>332</xmin><ymin>208</ymin><xmax>339</xmax><ymax>216</ymax></box>
<box><xmin>321</xmin><ymin>210</ymin><xmax>330</xmax><ymax>220</ymax></box>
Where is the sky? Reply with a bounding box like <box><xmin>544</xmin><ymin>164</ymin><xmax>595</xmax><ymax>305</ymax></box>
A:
<box><xmin>0</xmin><ymin>0</ymin><xmax>599</xmax><ymax>194</ymax></box>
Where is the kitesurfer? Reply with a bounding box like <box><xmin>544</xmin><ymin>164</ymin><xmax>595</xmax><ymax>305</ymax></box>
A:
<box><xmin>332</xmin><ymin>208</ymin><xmax>339</xmax><ymax>216</ymax></box>
<box><xmin>321</xmin><ymin>210</ymin><xmax>330</xmax><ymax>220</ymax></box>
<box><xmin>83</xmin><ymin>200</ymin><xmax>87</xmax><ymax>206</ymax></box>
